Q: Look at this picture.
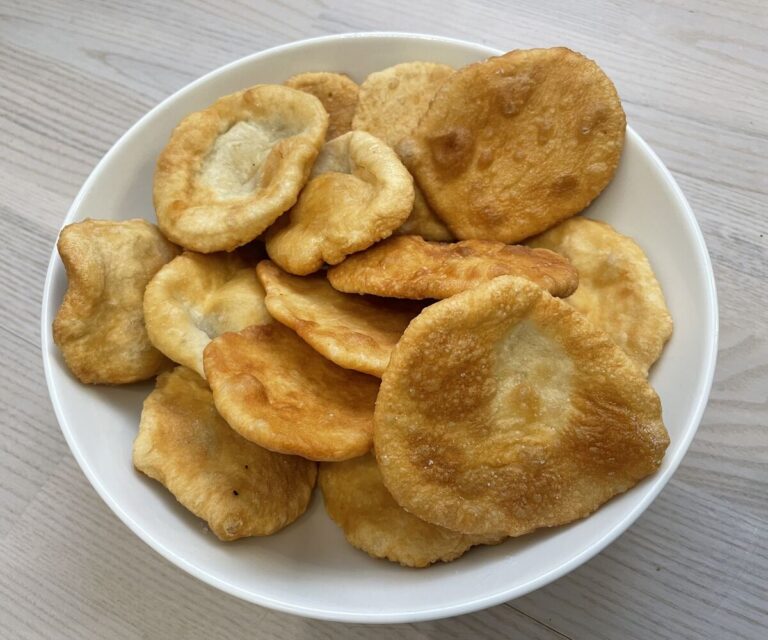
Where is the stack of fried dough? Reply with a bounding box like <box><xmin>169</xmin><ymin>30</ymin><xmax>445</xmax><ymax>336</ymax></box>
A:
<box><xmin>53</xmin><ymin>47</ymin><xmax>673</xmax><ymax>567</ymax></box>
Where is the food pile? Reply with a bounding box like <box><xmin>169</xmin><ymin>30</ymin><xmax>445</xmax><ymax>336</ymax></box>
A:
<box><xmin>53</xmin><ymin>48</ymin><xmax>673</xmax><ymax>567</ymax></box>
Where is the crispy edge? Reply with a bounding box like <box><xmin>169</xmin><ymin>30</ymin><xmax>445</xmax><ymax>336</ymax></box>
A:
<box><xmin>327</xmin><ymin>235</ymin><xmax>578</xmax><ymax>299</ymax></box>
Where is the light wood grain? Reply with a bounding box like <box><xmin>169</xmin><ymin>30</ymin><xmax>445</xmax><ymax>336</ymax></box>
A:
<box><xmin>0</xmin><ymin>0</ymin><xmax>766</xmax><ymax>638</ymax></box>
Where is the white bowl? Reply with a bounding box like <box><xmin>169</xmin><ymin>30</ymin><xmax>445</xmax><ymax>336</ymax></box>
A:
<box><xmin>41</xmin><ymin>33</ymin><xmax>718</xmax><ymax>623</ymax></box>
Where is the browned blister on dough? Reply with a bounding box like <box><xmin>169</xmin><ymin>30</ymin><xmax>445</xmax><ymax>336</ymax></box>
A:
<box><xmin>398</xmin><ymin>48</ymin><xmax>625</xmax><ymax>243</ymax></box>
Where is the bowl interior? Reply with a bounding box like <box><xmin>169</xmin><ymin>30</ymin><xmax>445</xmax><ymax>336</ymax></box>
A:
<box><xmin>42</xmin><ymin>33</ymin><xmax>717</xmax><ymax>623</ymax></box>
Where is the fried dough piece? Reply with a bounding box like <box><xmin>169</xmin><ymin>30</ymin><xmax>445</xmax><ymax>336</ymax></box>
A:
<box><xmin>256</xmin><ymin>261</ymin><xmax>421</xmax><ymax>377</ymax></box>
<box><xmin>320</xmin><ymin>454</ymin><xmax>501</xmax><ymax>567</ymax></box>
<box><xmin>327</xmin><ymin>235</ymin><xmax>578</xmax><ymax>300</ymax></box>
<box><xmin>133</xmin><ymin>367</ymin><xmax>316</xmax><ymax>541</ymax></box>
<box><xmin>53</xmin><ymin>219</ymin><xmax>179</xmax><ymax>384</ymax></box>
<box><xmin>265</xmin><ymin>131</ymin><xmax>414</xmax><ymax>275</ymax></box>
<box><xmin>154</xmin><ymin>85</ymin><xmax>328</xmax><ymax>252</ymax></box>
<box><xmin>285</xmin><ymin>72</ymin><xmax>359</xmax><ymax>141</ymax></box>
<box><xmin>528</xmin><ymin>217</ymin><xmax>672</xmax><ymax>373</ymax></box>
<box><xmin>352</xmin><ymin>61</ymin><xmax>455</xmax><ymax>243</ymax></box>
<box><xmin>143</xmin><ymin>252</ymin><xmax>272</xmax><ymax>378</ymax></box>
<box><xmin>394</xmin><ymin>187</ymin><xmax>454</xmax><ymax>242</ymax></box>
<box><xmin>353</xmin><ymin>62</ymin><xmax>454</xmax><ymax>148</ymax></box>
<box><xmin>375</xmin><ymin>276</ymin><xmax>669</xmax><ymax>537</ymax></box>
<box><xmin>398</xmin><ymin>48</ymin><xmax>626</xmax><ymax>243</ymax></box>
<box><xmin>204</xmin><ymin>324</ymin><xmax>379</xmax><ymax>461</ymax></box>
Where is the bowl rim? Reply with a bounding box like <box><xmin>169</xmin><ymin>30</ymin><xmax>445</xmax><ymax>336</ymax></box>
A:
<box><xmin>41</xmin><ymin>31</ymin><xmax>719</xmax><ymax>623</ymax></box>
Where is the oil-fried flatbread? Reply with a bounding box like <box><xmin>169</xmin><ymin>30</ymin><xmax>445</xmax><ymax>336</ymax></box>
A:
<box><xmin>527</xmin><ymin>217</ymin><xmax>673</xmax><ymax>373</ymax></box>
<box><xmin>394</xmin><ymin>187</ymin><xmax>454</xmax><ymax>242</ymax></box>
<box><xmin>265</xmin><ymin>131</ymin><xmax>414</xmax><ymax>275</ymax></box>
<box><xmin>285</xmin><ymin>72</ymin><xmax>359</xmax><ymax>141</ymax></box>
<box><xmin>327</xmin><ymin>235</ymin><xmax>578</xmax><ymax>300</ymax></box>
<box><xmin>398</xmin><ymin>48</ymin><xmax>625</xmax><ymax>243</ymax></box>
<box><xmin>352</xmin><ymin>61</ymin><xmax>454</xmax><ymax>148</ymax></box>
<box><xmin>133</xmin><ymin>367</ymin><xmax>316</xmax><ymax>541</ymax></box>
<box><xmin>53</xmin><ymin>218</ymin><xmax>179</xmax><ymax>384</ymax></box>
<box><xmin>256</xmin><ymin>261</ymin><xmax>421</xmax><ymax>377</ymax></box>
<box><xmin>144</xmin><ymin>252</ymin><xmax>272</xmax><ymax>378</ymax></box>
<box><xmin>154</xmin><ymin>85</ymin><xmax>328</xmax><ymax>252</ymax></box>
<box><xmin>352</xmin><ymin>61</ymin><xmax>455</xmax><ymax>243</ymax></box>
<box><xmin>375</xmin><ymin>276</ymin><xmax>669</xmax><ymax>537</ymax></box>
<box><xmin>319</xmin><ymin>454</ymin><xmax>502</xmax><ymax>568</ymax></box>
<box><xmin>204</xmin><ymin>324</ymin><xmax>379</xmax><ymax>461</ymax></box>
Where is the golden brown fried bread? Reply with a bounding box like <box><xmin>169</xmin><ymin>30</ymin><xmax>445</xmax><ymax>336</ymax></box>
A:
<box><xmin>375</xmin><ymin>276</ymin><xmax>669</xmax><ymax>537</ymax></box>
<box><xmin>53</xmin><ymin>219</ymin><xmax>179</xmax><ymax>384</ymax></box>
<box><xmin>204</xmin><ymin>324</ymin><xmax>379</xmax><ymax>461</ymax></box>
<box><xmin>352</xmin><ymin>61</ymin><xmax>455</xmax><ymax>243</ymax></box>
<box><xmin>154</xmin><ymin>85</ymin><xmax>328</xmax><ymax>253</ymax></box>
<box><xmin>327</xmin><ymin>235</ymin><xmax>578</xmax><ymax>300</ymax></box>
<box><xmin>394</xmin><ymin>187</ymin><xmax>454</xmax><ymax>242</ymax></box>
<box><xmin>133</xmin><ymin>367</ymin><xmax>316</xmax><ymax>541</ymax></box>
<box><xmin>143</xmin><ymin>252</ymin><xmax>272</xmax><ymax>378</ymax></box>
<box><xmin>352</xmin><ymin>61</ymin><xmax>454</xmax><ymax>148</ymax></box>
<box><xmin>320</xmin><ymin>454</ymin><xmax>501</xmax><ymax>567</ymax></box>
<box><xmin>398</xmin><ymin>48</ymin><xmax>626</xmax><ymax>243</ymax></box>
<box><xmin>528</xmin><ymin>217</ymin><xmax>673</xmax><ymax>373</ymax></box>
<box><xmin>265</xmin><ymin>131</ymin><xmax>414</xmax><ymax>275</ymax></box>
<box><xmin>285</xmin><ymin>72</ymin><xmax>359</xmax><ymax>141</ymax></box>
<box><xmin>256</xmin><ymin>261</ymin><xmax>422</xmax><ymax>377</ymax></box>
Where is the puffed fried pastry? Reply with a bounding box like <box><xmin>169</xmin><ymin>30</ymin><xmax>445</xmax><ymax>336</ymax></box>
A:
<box><xmin>374</xmin><ymin>276</ymin><xmax>669</xmax><ymax>537</ymax></box>
<box><xmin>204</xmin><ymin>324</ymin><xmax>379</xmax><ymax>461</ymax></box>
<box><xmin>398</xmin><ymin>48</ymin><xmax>626</xmax><ymax>243</ymax></box>
<box><xmin>327</xmin><ymin>235</ymin><xmax>578</xmax><ymax>299</ymax></box>
<box><xmin>528</xmin><ymin>216</ymin><xmax>673</xmax><ymax>373</ymax></box>
<box><xmin>285</xmin><ymin>71</ymin><xmax>359</xmax><ymax>141</ymax></box>
<box><xmin>154</xmin><ymin>84</ymin><xmax>328</xmax><ymax>252</ymax></box>
<box><xmin>256</xmin><ymin>260</ymin><xmax>422</xmax><ymax>377</ymax></box>
<box><xmin>320</xmin><ymin>454</ymin><xmax>501</xmax><ymax>567</ymax></box>
<box><xmin>133</xmin><ymin>366</ymin><xmax>316</xmax><ymax>541</ymax></box>
<box><xmin>143</xmin><ymin>251</ymin><xmax>272</xmax><ymax>378</ymax></box>
<box><xmin>265</xmin><ymin>131</ymin><xmax>414</xmax><ymax>275</ymax></box>
<box><xmin>53</xmin><ymin>218</ymin><xmax>179</xmax><ymax>384</ymax></box>
<box><xmin>353</xmin><ymin>61</ymin><xmax>455</xmax><ymax>242</ymax></box>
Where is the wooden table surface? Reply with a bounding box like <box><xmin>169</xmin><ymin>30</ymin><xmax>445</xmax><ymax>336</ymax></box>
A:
<box><xmin>1</xmin><ymin>1</ymin><xmax>766</xmax><ymax>638</ymax></box>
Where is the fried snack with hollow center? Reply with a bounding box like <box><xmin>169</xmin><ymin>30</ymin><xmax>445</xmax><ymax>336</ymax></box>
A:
<box><xmin>53</xmin><ymin>218</ymin><xmax>179</xmax><ymax>384</ymax></box>
<box><xmin>285</xmin><ymin>72</ymin><xmax>359</xmax><ymax>141</ymax></box>
<box><xmin>154</xmin><ymin>84</ymin><xmax>328</xmax><ymax>253</ymax></box>
<box><xmin>327</xmin><ymin>235</ymin><xmax>578</xmax><ymax>300</ymax></box>
<box><xmin>528</xmin><ymin>217</ymin><xmax>673</xmax><ymax>374</ymax></box>
<box><xmin>352</xmin><ymin>61</ymin><xmax>455</xmax><ymax>242</ymax></box>
<box><xmin>320</xmin><ymin>454</ymin><xmax>502</xmax><ymax>568</ymax></box>
<box><xmin>397</xmin><ymin>48</ymin><xmax>626</xmax><ymax>243</ymax></box>
<box><xmin>256</xmin><ymin>260</ymin><xmax>422</xmax><ymax>377</ymax></box>
<box><xmin>265</xmin><ymin>131</ymin><xmax>414</xmax><ymax>275</ymax></box>
<box><xmin>375</xmin><ymin>276</ymin><xmax>669</xmax><ymax>537</ymax></box>
<box><xmin>204</xmin><ymin>324</ymin><xmax>379</xmax><ymax>461</ymax></box>
<box><xmin>144</xmin><ymin>252</ymin><xmax>272</xmax><ymax>378</ymax></box>
<box><xmin>133</xmin><ymin>366</ymin><xmax>316</xmax><ymax>541</ymax></box>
